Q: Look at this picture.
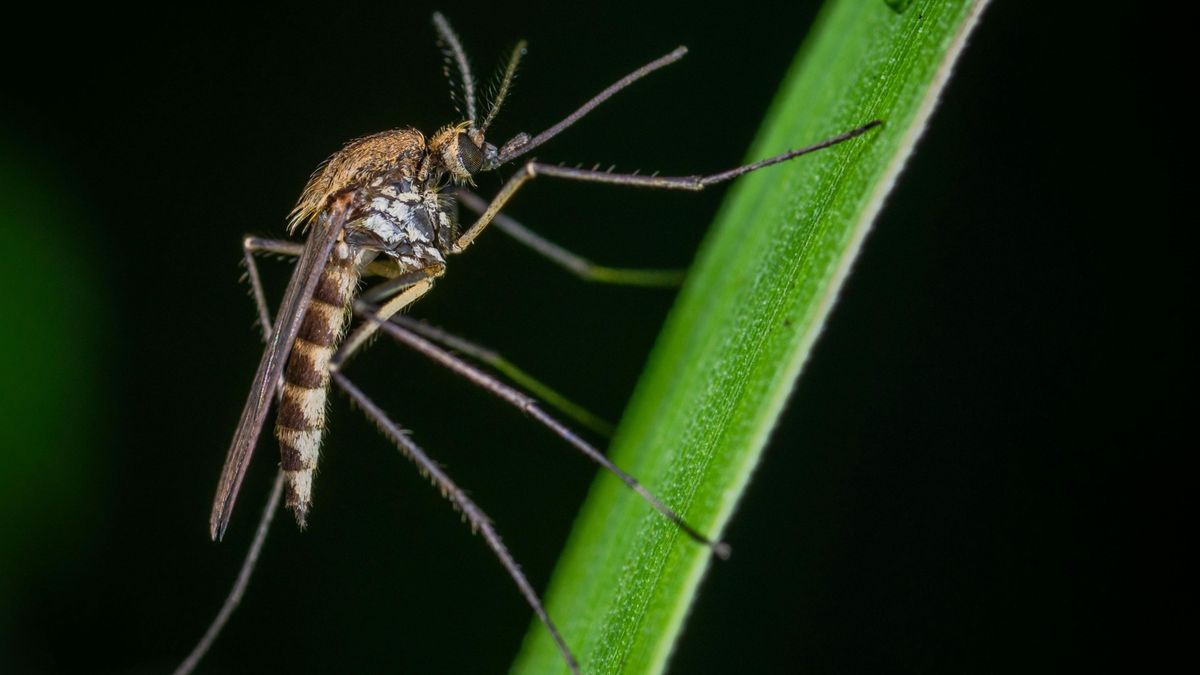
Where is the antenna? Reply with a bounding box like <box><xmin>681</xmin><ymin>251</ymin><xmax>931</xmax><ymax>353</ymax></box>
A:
<box><xmin>480</xmin><ymin>40</ymin><xmax>527</xmax><ymax>133</ymax></box>
<box><xmin>433</xmin><ymin>12</ymin><xmax>478</xmax><ymax>125</ymax></box>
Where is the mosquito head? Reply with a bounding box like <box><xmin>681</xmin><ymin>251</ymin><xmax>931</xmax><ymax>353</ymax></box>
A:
<box><xmin>428</xmin><ymin>122</ymin><xmax>499</xmax><ymax>184</ymax></box>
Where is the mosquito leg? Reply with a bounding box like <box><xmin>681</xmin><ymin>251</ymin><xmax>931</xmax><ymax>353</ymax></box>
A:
<box><xmin>454</xmin><ymin>189</ymin><xmax>685</xmax><ymax>287</ymax></box>
<box><xmin>241</xmin><ymin>236</ymin><xmax>303</xmax><ymax>335</ymax></box>
<box><xmin>333</xmin><ymin>372</ymin><xmax>580</xmax><ymax>675</ymax></box>
<box><xmin>333</xmin><ymin>264</ymin><xmax>445</xmax><ymax>370</ymax></box>
<box><xmin>358</xmin><ymin>264</ymin><xmax>445</xmax><ymax>305</ymax></box>
<box><xmin>241</xmin><ymin>235</ymin><xmax>405</xmax><ymax>324</ymax></box>
<box><xmin>359</xmin><ymin>304</ymin><xmax>731</xmax><ymax>559</ymax></box>
<box><xmin>453</xmin><ymin>120</ymin><xmax>882</xmax><ymax>254</ymax></box>
<box><xmin>390</xmin><ymin>315</ymin><xmax>615</xmax><ymax>437</ymax></box>
<box><xmin>176</xmin><ymin>241</ymin><xmax>296</xmax><ymax>675</ymax></box>
<box><xmin>244</xmin><ymin>236</ymin><xmax>304</xmax><ymax>257</ymax></box>
<box><xmin>174</xmin><ymin>472</ymin><xmax>284</xmax><ymax>675</ymax></box>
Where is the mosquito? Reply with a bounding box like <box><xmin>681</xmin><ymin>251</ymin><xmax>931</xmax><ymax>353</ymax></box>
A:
<box><xmin>177</xmin><ymin>12</ymin><xmax>881</xmax><ymax>675</ymax></box>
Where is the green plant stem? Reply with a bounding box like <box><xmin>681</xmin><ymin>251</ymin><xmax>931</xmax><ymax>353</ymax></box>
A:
<box><xmin>512</xmin><ymin>1</ymin><xmax>990</xmax><ymax>673</ymax></box>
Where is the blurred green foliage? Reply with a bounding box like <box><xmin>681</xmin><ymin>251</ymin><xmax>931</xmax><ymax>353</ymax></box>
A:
<box><xmin>0</xmin><ymin>137</ymin><xmax>108</xmax><ymax>651</ymax></box>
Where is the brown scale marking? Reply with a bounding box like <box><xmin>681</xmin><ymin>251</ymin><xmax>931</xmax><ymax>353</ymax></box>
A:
<box><xmin>279</xmin><ymin>440</ymin><xmax>310</xmax><ymax>472</ymax></box>
<box><xmin>313</xmin><ymin>264</ymin><xmax>356</xmax><ymax>306</ymax></box>
<box><xmin>296</xmin><ymin>300</ymin><xmax>344</xmax><ymax>347</ymax></box>
<box><xmin>284</xmin><ymin>344</ymin><xmax>328</xmax><ymax>389</ymax></box>
<box><xmin>277</xmin><ymin>386</ymin><xmax>322</xmax><ymax>431</ymax></box>
<box><xmin>285</xmin><ymin>484</ymin><xmax>309</xmax><ymax>523</ymax></box>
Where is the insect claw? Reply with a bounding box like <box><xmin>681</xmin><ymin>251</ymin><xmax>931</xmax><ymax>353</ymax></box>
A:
<box><xmin>713</xmin><ymin>541</ymin><xmax>732</xmax><ymax>560</ymax></box>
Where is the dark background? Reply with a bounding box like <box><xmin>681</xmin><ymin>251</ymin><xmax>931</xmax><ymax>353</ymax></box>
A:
<box><xmin>0</xmin><ymin>1</ymin><xmax>1169</xmax><ymax>673</ymax></box>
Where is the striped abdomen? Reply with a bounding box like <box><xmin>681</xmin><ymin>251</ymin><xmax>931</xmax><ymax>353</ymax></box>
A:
<box><xmin>275</xmin><ymin>244</ymin><xmax>360</xmax><ymax>527</ymax></box>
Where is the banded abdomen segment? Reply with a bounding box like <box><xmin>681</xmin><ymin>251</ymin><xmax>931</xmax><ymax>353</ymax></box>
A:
<box><xmin>275</xmin><ymin>246</ymin><xmax>359</xmax><ymax>527</ymax></box>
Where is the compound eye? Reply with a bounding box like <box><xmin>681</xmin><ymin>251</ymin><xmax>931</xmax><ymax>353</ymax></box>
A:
<box><xmin>456</xmin><ymin>133</ymin><xmax>484</xmax><ymax>174</ymax></box>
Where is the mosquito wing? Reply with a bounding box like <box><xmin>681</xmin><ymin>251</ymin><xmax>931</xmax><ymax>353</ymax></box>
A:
<box><xmin>209</xmin><ymin>199</ymin><xmax>353</xmax><ymax>540</ymax></box>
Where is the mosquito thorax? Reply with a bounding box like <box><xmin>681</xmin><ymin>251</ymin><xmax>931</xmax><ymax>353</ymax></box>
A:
<box><xmin>289</xmin><ymin>129</ymin><xmax>429</xmax><ymax>233</ymax></box>
<box><xmin>347</xmin><ymin>181</ymin><xmax>455</xmax><ymax>265</ymax></box>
